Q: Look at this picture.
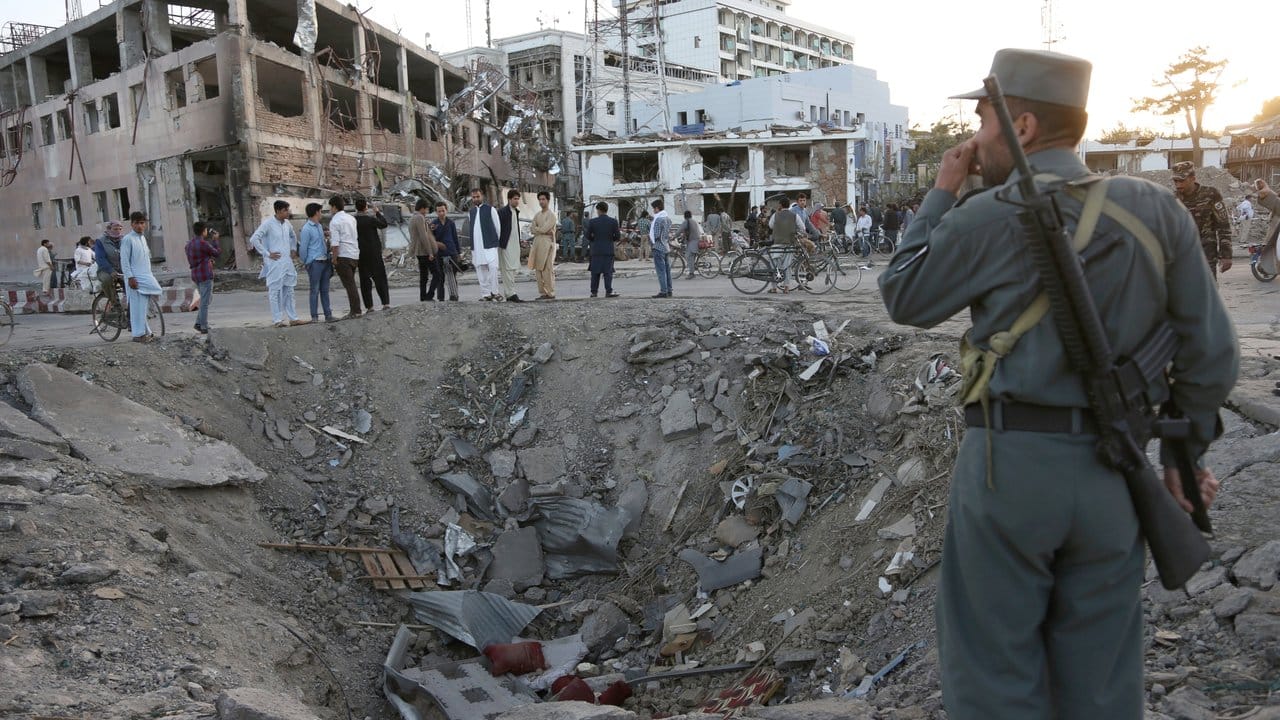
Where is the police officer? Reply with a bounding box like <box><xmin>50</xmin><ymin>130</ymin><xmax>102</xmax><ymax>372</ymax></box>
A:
<box><xmin>879</xmin><ymin>49</ymin><xmax>1238</xmax><ymax>720</ymax></box>
<box><xmin>1171</xmin><ymin>160</ymin><xmax>1233</xmax><ymax>276</ymax></box>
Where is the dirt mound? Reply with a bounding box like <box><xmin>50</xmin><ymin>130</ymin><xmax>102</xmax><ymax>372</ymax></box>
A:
<box><xmin>0</xmin><ymin>298</ymin><xmax>1277</xmax><ymax>720</ymax></box>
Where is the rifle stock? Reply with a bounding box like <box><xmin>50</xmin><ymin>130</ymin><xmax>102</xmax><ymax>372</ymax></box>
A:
<box><xmin>983</xmin><ymin>75</ymin><xmax>1209</xmax><ymax>590</ymax></box>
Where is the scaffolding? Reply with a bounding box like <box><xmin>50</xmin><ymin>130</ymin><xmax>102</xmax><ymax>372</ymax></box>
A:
<box><xmin>0</xmin><ymin>21</ymin><xmax>56</xmax><ymax>55</ymax></box>
<box><xmin>168</xmin><ymin>5</ymin><xmax>216</xmax><ymax>31</ymax></box>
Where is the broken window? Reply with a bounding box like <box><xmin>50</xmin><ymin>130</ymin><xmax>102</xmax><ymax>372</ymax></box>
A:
<box><xmin>700</xmin><ymin>146</ymin><xmax>747</xmax><ymax>181</ymax></box>
<box><xmin>325</xmin><ymin>83</ymin><xmax>359</xmax><ymax>131</ymax></box>
<box><xmin>677</xmin><ymin>111</ymin><xmax>688</xmax><ymax>125</ymax></box>
<box><xmin>84</xmin><ymin>23</ymin><xmax>123</xmax><ymax>81</ymax></box>
<box><xmin>166</xmin><ymin>68</ymin><xmax>187</xmax><ymax>109</ymax></box>
<box><xmin>244</xmin><ymin>1</ymin><xmax>296</xmax><ymax>48</ymax></box>
<box><xmin>93</xmin><ymin>191</ymin><xmax>108</xmax><ymax>222</ymax></box>
<box><xmin>374</xmin><ymin>98</ymin><xmax>402</xmax><ymax>133</ymax></box>
<box><xmin>113</xmin><ymin>187</ymin><xmax>130</xmax><ymax>219</ymax></box>
<box><xmin>66</xmin><ymin>195</ymin><xmax>82</xmax><ymax>225</ymax></box>
<box><xmin>83</xmin><ymin>101</ymin><xmax>99</xmax><ymax>134</ymax></box>
<box><xmin>256</xmin><ymin>58</ymin><xmax>306</xmax><ymax>117</ymax></box>
<box><xmin>31</xmin><ymin>202</ymin><xmax>42</xmax><ymax>229</ymax></box>
<box><xmin>405</xmin><ymin>52</ymin><xmax>440</xmax><ymax>106</ymax></box>
<box><xmin>53</xmin><ymin>198</ymin><xmax>66</xmax><ymax>227</ymax></box>
<box><xmin>103</xmin><ymin>94</ymin><xmax>121</xmax><ymax>129</ymax></box>
<box><xmin>369</xmin><ymin>33</ymin><xmax>399</xmax><ymax>93</ymax></box>
<box><xmin>461</xmin><ymin>125</ymin><xmax>473</xmax><ymax>149</ymax></box>
<box><xmin>313</xmin><ymin>4</ymin><xmax>355</xmax><ymax>59</ymax></box>
<box><xmin>606</xmin><ymin>101</ymin><xmax>616</xmax><ymax>116</ymax></box>
<box><xmin>613</xmin><ymin>151</ymin><xmax>659</xmax><ymax>183</ymax></box>
<box><xmin>40</xmin><ymin>115</ymin><xmax>54</xmax><ymax>146</ymax></box>
<box><xmin>131</xmin><ymin>83</ymin><xmax>150</xmax><ymax>122</ymax></box>
<box><xmin>766</xmin><ymin>146</ymin><xmax>810</xmax><ymax>176</ymax></box>
<box><xmin>193</xmin><ymin>56</ymin><xmax>220</xmax><ymax>100</ymax></box>
<box><xmin>22</xmin><ymin>122</ymin><xmax>32</xmax><ymax>150</ymax></box>
<box><xmin>56</xmin><ymin>109</ymin><xmax>72</xmax><ymax>140</ymax></box>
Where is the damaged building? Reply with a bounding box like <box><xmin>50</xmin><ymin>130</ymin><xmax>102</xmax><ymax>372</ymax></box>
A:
<box><xmin>577</xmin><ymin>127</ymin><xmax>866</xmax><ymax>222</ymax></box>
<box><xmin>0</xmin><ymin>0</ymin><xmax>548</xmax><ymax>275</ymax></box>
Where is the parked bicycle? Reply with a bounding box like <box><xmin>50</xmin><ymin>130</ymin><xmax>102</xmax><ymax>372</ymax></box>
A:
<box><xmin>91</xmin><ymin>275</ymin><xmax>165</xmax><ymax>342</ymax></box>
<box><xmin>853</xmin><ymin>228</ymin><xmax>896</xmax><ymax>257</ymax></box>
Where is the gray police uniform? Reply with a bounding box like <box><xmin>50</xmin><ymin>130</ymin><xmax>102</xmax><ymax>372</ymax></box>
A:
<box><xmin>879</xmin><ymin>49</ymin><xmax>1239</xmax><ymax>720</ymax></box>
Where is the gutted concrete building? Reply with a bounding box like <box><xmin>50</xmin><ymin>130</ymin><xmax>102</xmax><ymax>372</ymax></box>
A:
<box><xmin>0</xmin><ymin>0</ymin><xmax>544</xmax><ymax>276</ymax></box>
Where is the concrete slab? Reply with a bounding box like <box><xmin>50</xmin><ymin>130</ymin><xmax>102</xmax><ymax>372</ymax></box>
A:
<box><xmin>0</xmin><ymin>401</ymin><xmax>68</xmax><ymax>452</ymax></box>
<box><xmin>519</xmin><ymin>446</ymin><xmax>567</xmax><ymax>485</ymax></box>
<box><xmin>660</xmin><ymin>391</ymin><xmax>698</xmax><ymax>441</ymax></box>
<box><xmin>17</xmin><ymin>363</ymin><xmax>266</xmax><ymax>489</ymax></box>
<box><xmin>211</xmin><ymin>326</ymin><xmax>271</xmax><ymax>370</ymax></box>
<box><xmin>486</xmin><ymin>527</ymin><xmax>545</xmax><ymax>591</ymax></box>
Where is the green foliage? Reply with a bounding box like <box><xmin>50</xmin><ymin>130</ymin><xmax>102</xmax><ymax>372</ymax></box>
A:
<box><xmin>1096</xmin><ymin>123</ymin><xmax>1157</xmax><ymax>144</ymax></box>
<box><xmin>908</xmin><ymin>120</ymin><xmax>975</xmax><ymax>170</ymax></box>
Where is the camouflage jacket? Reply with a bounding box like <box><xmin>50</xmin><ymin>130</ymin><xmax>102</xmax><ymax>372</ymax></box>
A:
<box><xmin>1177</xmin><ymin>183</ymin><xmax>1232</xmax><ymax>257</ymax></box>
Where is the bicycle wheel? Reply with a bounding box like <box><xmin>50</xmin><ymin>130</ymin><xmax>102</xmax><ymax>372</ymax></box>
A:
<box><xmin>718</xmin><ymin>251</ymin><xmax>740</xmax><ymax>274</ymax></box>
<box><xmin>669</xmin><ymin>252</ymin><xmax>686</xmax><ymax>278</ymax></box>
<box><xmin>728</xmin><ymin>252</ymin><xmax>773</xmax><ymax>295</ymax></box>
<box><xmin>875</xmin><ymin>235</ymin><xmax>897</xmax><ymax>255</ymax></box>
<box><xmin>92</xmin><ymin>293</ymin><xmax>122</xmax><ymax>342</ymax></box>
<box><xmin>832</xmin><ymin>253</ymin><xmax>863</xmax><ymax>291</ymax></box>
<box><xmin>696</xmin><ymin>251</ymin><xmax>720</xmax><ymax>279</ymax></box>
<box><xmin>0</xmin><ymin>302</ymin><xmax>12</xmax><ymax>346</ymax></box>
<box><xmin>148</xmin><ymin>296</ymin><xmax>166</xmax><ymax>337</ymax></box>
<box><xmin>794</xmin><ymin>254</ymin><xmax>836</xmax><ymax>295</ymax></box>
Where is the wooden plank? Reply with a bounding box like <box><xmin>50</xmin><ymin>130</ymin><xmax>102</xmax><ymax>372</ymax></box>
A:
<box><xmin>390</xmin><ymin>552</ymin><xmax>428</xmax><ymax>589</ymax></box>
<box><xmin>375</xmin><ymin>552</ymin><xmax>408</xmax><ymax>590</ymax></box>
<box><xmin>361</xmin><ymin>553</ymin><xmax>388</xmax><ymax>590</ymax></box>
<box><xmin>356</xmin><ymin>574</ymin><xmax>437</xmax><ymax>582</ymax></box>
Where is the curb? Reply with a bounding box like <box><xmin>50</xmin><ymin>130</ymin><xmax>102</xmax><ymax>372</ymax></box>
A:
<box><xmin>4</xmin><ymin>288</ymin><xmax>195</xmax><ymax>315</ymax></box>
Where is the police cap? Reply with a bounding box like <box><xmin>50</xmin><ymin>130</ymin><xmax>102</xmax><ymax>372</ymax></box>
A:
<box><xmin>952</xmin><ymin>48</ymin><xmax>1092</xmax><ymax>109</ymax></box>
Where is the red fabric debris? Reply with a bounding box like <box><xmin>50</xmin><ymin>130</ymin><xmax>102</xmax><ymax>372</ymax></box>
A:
<box><xmin>551</xmin><ymin>676</ymin><xmax>595</xmax><ymax>703</ymax></box>
<box><xmin>482</xmin><ymin>641</ymin><xmax>547</xmax><ymax>676</ymax></box>
<box><xmin>598</xmin><ymin>680</ymin><xmax>633</xmax><ymax>706</ymax></box>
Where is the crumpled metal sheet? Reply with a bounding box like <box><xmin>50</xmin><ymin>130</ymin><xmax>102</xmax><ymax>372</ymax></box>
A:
<box><xmin>383</xmin><ymin>626</ymin><xmax>538</xmax><ymax>720</ymax></box>
<box><xmin>390</xmin><ymin>508</ymin><xmax>444</xmax><ymax>577</ymax></box>
<box><xmin>530</xmin><ymin>497</ymin><xmax>631</xmax><ymax>580</ymax></box>
<box><xmin>442</xmin><ymin>523</ymin><xmax>476</xmax><ymax>584</ymax></box>
<box><xmin>293</xmin><ymin>0</ymin><xmax>317</xmax><ymax>54</ymax></box>
<box><xmin>405</xmin><ymin>590</ymin><xmax>542</xmax><ymax>651</ymax></box>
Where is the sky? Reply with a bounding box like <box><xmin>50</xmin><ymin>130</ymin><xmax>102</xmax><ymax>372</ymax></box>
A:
<box><xmin>3</xmin><ymin>0</ymin><xmax>1276</xmax><ymax>138</ymax></box>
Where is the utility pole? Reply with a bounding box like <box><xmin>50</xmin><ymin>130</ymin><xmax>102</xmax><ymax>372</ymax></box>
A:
<box><xmin>620</xmin><ymin>0</ymin><xmax>631</xmax><ymax>136</ymax></box>
<box><xmin>653</xmin><ymin>0</ymin><xmax>671</xmax><ymax>132</ymax></box>
<box><xmin>485</xmin><ymin>0</ymin><xmax>492</xmax><ymax>48</ymax></box>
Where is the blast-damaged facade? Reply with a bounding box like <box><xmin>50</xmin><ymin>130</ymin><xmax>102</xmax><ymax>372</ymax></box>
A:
<box><xmin>0</xmin><ymin>0</ymin><xmax>548</xmax><ymax>276</ymax></box>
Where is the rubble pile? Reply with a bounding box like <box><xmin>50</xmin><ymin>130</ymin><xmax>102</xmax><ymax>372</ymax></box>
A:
<box><xmin>0</xmin><ymin>299</ymin><xmax>1277</xmax><ymax>720</ymax></box>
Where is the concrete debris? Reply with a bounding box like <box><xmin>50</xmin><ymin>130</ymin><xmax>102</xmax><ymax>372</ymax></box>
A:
<box><xmin>877</xmin><ymin>514</ymin><xmax>917</xmax><ymax>541</ymax></box>
<box><xmin>354</xmin><ymin>409</ymin><xmax>373</xmax><ymax>434</ymax></box>
<box><xmin>1212</xmin><ymin>588</ymin><xmax>1253</xmax><ymax>619</ymax></box>
<box><xmin>659</xmin><ymin>390</ymin><xmax>699</xmax><ymax>441</ymax></box>
<box><xmin>715</xmin><ymin>515</ymin><xmax>759</xmax><ymax>548</ymax></box>
<box><xmin>488</xmin><ymin>449</ymin><xmax>518</xmax><ymax>479</ymax></box>
<box><xmin>775</xmin><ymin>478</ymin><xmax>813</xmax><ymax>526</ymax></box>
<box><xmin>486</xmin><ymin>527</ymin><xmax>545</xmax><ymax>591</ymax></box>
<box><xmin>894</xmin><ymin>456</ymin><xmax>927</xmax><ymax>488</ymax></box>
<box><xmin>774</xmin><ymin>649</ymin><xmax>819</xmax><ymax>671</ymax></box>
<box><xmin>493</xmin><ymin>703</ymin><xmax>635</xmax><ymax>719</ymax></box>
<box><xmin>0</xmin><ymin>400</ymin><xmax>69</xmax><ymax>452</ymax></box>
<box><xmin>678</xmin><ymin>546</ymin><xmax>763</xmax><ymax>592</ymax></box>
<box><xmin>451</xmin><ymin>436</ymin><xmax>482</xmax><ymax>461</ymax></box>
<box><xmin>1184</xmin><ymin>566</ymin><xmax>1227</xmax><ymax>597</ymax></box>
<box><xmin>523</xmin><ymin>634</ymin><xmax>589</xmax><ymax>691</ymax></box>
<box><xmin>58</xmin><ymin>562</ymin><xmax>118</xmax><ymax>584</ymax></box>
<box><xmin>18</xmin><ymin>363</ymin><xmax>266</xmax><ymax>489</ymax></box>
<box><xmin>580</xmin><ymin>602</ymin><xmax>630</xmax><ymax>654</ymax></box>
<box><xmin>531</xmin><ymin>497</ymin><xmax>630</xmax><ymax>579</ymax></box>
<box><xmin>1232</xmin><ymin>540</ymin><xmax>1280</xmax><ymax>590</ymax></box>
<box><xmin>384</xmin><ymin>627</ymin><xmax>537</xmax><ymax>720</ymax></box>
<box><xmin>434</xmin><ymin>472</ymin><xmax>498</xmax><ymax>521</ymax></box>
<box><xmin>884</xmin><ymin>539</ymin><xmax>915</xmax><ymax>576</ymax></box>
<box><xmin>782</xmin><ymin>607</ymin><xmax>816</xmax><ymax>636</ymax></box>
<box><xmin>519</xmin><ymin>446</ymin><xmax>568</xmax><ymax>485</ymax></box>
<box><xmin>214</xmin><ymin>687</ymin><xmax>321</xmax><ymax>720</ymax></box>
<box><xmin>405</xmin><ymin>590</ymin><xmax>542</xmax><ymax>651</ymax></box>
<box><xmin>853</xmin><ymin>477</ymin><xmax>893</xmax><ymax>523</ymax></box>
<box><xmin>532</xmin><ymin>343</ymin><xmax>555</xmax><ymax>365</ymax></box>
<box><xmin>628</xmin><ymin>340</ymin><xmax>697</xmax><ymax>365</ymax></box>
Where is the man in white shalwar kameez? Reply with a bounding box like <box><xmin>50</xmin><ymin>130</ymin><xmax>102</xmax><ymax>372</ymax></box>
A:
<box><xmin>120</xmin><ymin>212</ymin><xmax>163</xmax><ymax>343</ymax></box>
<box><xmin>468</xmin><ymin>187</ymin><xmax>502</xmax><ymax>300</ymax></box>
<box><xmin>249</xmin><ymin>200</ymin><xmax>306</xmax><ymax>327</ymax></box>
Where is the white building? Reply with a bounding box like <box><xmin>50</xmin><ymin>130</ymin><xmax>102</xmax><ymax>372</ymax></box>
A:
<box><xmin>576</xmin><ymin>126</ymin><xmax>868</xmax><ymax>224</ymax></box>
<box><xmin>613</xmin><ymin>0</ymin><xmax>856</xmax><ymax>83</ymax></box>
<box><xmin>617</xmin><ymin>65</ymin><xmax>912</xmax><ymax>196</ymax></box>
<box><xmin>1079</xmin><ymin>136</ymin><xmax>1229</xmax><ymax>174</ymax></box>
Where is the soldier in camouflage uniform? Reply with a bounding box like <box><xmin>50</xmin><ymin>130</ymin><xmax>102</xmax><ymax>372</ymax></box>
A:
<box><xmin>1171</xmin><ymin>161</ymin><xmax>1233</xmax><ymax>276</ymax></box>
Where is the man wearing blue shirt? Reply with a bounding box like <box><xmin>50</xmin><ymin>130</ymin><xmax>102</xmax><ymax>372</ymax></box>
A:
<box><xmin>299</xmin><ymin>203</ymin><xmax>333</xmax><ymax>322</ymax></box>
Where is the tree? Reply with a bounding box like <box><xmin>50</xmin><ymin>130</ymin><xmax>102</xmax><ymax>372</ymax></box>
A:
<box><xmin>908</xmin><ymin>120</ymin><xmax>975</xmax><ymax>187</ymax></box>
<box><xmin>1096</xmin><ymin>123</ymin><xmax>1156</xmax><ymax>145</ymax></box>
<box><xmin>1133</xmin><ymin>46</ymin><xmax>1227</xmax><ymax>166</ymax></box>
<box><xmin>1255</xmin><ymin>96</ymin><xmax>1280</xmax><ymax>122</ymax></box>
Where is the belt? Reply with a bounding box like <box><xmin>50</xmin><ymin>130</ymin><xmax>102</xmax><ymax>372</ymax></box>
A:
<box><xmin>964</xmin><ymin>401</ymin><xmax>1099</xmax><ymax>435</ymax></box>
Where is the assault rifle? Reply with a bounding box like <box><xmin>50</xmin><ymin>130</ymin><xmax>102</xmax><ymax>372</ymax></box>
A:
<box><xmin>983</xmin><ymin>75</ymin><xmax>1211</xmax><ymax>590</ymax></box>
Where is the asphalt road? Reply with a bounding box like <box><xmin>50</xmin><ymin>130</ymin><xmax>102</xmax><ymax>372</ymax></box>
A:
<box><xmin>3</xmin><ymin>256</ymin><xmax>1276</xmax><ymax>354</ymax></box>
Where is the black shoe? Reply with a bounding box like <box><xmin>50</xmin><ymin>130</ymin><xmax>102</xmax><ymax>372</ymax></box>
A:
<box><xmin>606</xmin><ymin>292</ymin><xmax>620</xmax><ymax>298</ymax></box>
<box><xmin>449</xmin><ymin>296</ymin><xmax>459</xmax><ymax>301</ymax></box>
<box><xmin>590</xmin><ymin>293</ymin><xmax>598</xmax><ymax>297</ymax></box>
<box><xmin>506</xmin><ymin>295</ymin><xmax>523</xmax><ymax>303</ymax></box>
